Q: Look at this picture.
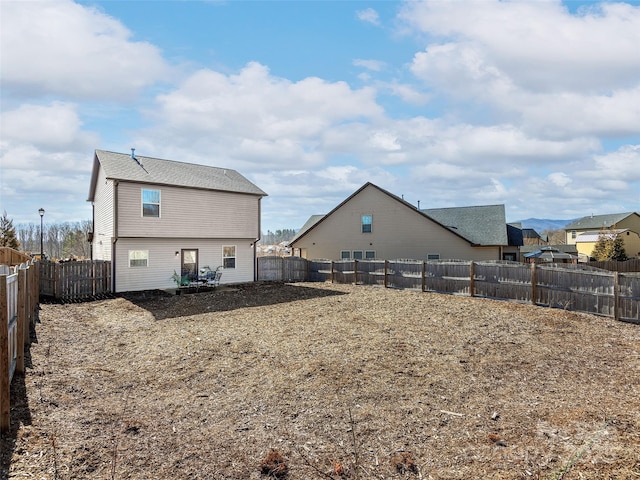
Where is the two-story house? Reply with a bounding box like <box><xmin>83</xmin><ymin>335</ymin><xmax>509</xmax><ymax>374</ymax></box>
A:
<box><xmin>87</xmin><ymin>149</ymin><xmax>267</xmax><ymax>292</ymax></box>
<box><xmin>289</xmin><ymin>182</ymin><xmax>521</xmax><ymax>261</ymax></box>
<box><xmin>564</xmin><ymin>212</ymin><xmax>640</xmax><ymax>260</ymax></box>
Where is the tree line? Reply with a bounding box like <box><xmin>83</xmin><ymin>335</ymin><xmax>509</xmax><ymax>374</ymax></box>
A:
<box><xmin>1</xmin><ymin>211</ymin><xmax>92</xmax><ymax>260</ymax></box>
<box><xmin>260</xmin><ymin>228</ymin><xmax>297</xmax><ymax>244</ymax></box>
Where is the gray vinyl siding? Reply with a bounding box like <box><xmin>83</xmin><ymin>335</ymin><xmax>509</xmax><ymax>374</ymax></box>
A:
<box><xmin>114</xmin><ymin>238</ymin><xmax>255</xmax><ymax>292</ymax></box>
<box><xmin>293</xmin><ymin>185</ymin><xmax>501</xmax><ymax>261</ymax></box>
<box><xmin>117</xmin><ymin>182</ymin><xmax>260</xmax><ymax>239</ymax></box>
<box><xmin>92</xmin><ymin>166</ymin><xmax>114</xmax><ymax>261</ymax></box>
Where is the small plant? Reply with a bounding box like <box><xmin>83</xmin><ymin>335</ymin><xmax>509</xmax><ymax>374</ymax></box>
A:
<box><xmin>260</xmin><ymin>449</ymin><xmax>289</xmax><ymax>478</ymax></box>
<box><xmin>171</xmin><ymin>270</ymin><xmax>190</xmax><ymax>287</ymax></box>
<box><xmin>390</xmin><ymin>451</ymin><xmax>418</xmax><ymax>475</ymax></box>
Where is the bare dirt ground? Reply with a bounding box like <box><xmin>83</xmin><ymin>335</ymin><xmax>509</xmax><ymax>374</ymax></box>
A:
<box><xmin>2</xmin><ymin>282</ymin><xmax>639</xmax><ymax>480</ymax></box>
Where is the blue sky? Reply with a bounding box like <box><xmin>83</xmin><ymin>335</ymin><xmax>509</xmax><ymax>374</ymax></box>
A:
<box><xmin>1</xmin><ymin>0</ymin><xmax>639</xmax><ymax>234</ymax></box>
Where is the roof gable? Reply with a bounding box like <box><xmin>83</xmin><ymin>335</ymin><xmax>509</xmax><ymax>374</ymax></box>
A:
<box><xmin>88</xmin><ymin>150</ymin><xmax>266</xmax><ymax>201</ymax></box>
<box><xmin>291</xmin><ymin>182</ymin><xmax>509</xmax><ymax>246</ymax></box>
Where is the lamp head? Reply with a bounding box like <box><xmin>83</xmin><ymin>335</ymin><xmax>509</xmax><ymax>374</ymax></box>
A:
<box><xmin>38</xmin><ymin>208</ymin><xmax>45</xmax><ymax>217</ymax></box>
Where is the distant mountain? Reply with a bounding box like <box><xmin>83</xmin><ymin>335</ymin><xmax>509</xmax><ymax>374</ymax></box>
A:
<box><xmin>514</xmin><ymin>218</ymin><xmax>577</xmax><ymax>233</ymax></box>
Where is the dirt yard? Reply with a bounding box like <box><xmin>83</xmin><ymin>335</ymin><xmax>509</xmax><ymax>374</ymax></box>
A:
<box><xmin>2</xmin><ymin>282</ymin><xmax>639</xmax><ymax>479</ymax></box>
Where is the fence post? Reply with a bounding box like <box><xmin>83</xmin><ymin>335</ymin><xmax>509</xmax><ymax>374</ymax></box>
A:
<box><xmin>530</xmin><ymin>262</ymin><xmax>537</xmax><ymax>305</ymax></box>
<box><xmin>613</xmin><ymin>272</ymin><xmax>619</xmax><ymax>322</ymax></box>
<box><xmin>421</xmin><ymin>261</ymin><xmax>426</xmax><ymax>292</ymax></box>
<box><xmin>330</xmin><ymin>261</ymin><xmax>334</xmax><ymax>284</ymax></box>
<box><xmin>354</xmin><ymin>259</ymin><xmax>358</xmax><ymax>285</ymax></box>
<box><xmin>17</xmin><ymin>268</ymin><xmax>26</xmax><ymax>374</ymax></box>
<box><xmin>0</xmin><ymin>275</ymin><xmax>9</xmax><ymax>433</ymax></box>
<box><xmin>384</xmin><ymin>260</ymin><xmax>389</xmax><ymax>288</ymax></box>
<box><xmin>469</xmin><ymin>262</ymin><xmax>475</xmax><ymax>297</ymax></box>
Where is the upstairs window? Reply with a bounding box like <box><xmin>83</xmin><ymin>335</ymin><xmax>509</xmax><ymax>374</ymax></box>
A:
<box><xmin>142</xmin><ymin>189</ymin><xmax>160</xmax><ymax>218</ymax></box>
<box><xmin>571</xmin><ymin>230</ymin><xmax>577</xmax><ymax>239</ymax></box>
<box><xmin>361</xmin><ymin>215</ymin><xmax>372</xmax><ymax>233</ymax></box>
<box><xmin>353</xmin><ymin>250</ymin><xmax>363</xmax><ymax>260</ymax></box>
<box><xmin>223</xmin><ymin>245</ymin><xmax>236</xmax><ymax>269</ymax></box>
<box><xmin>340</xmin><ymin>250</ymin><xmax>351</xmax><ymax>259</ymax></box>
<box><xmin>365</xmin><ymin>251</ymin><xmax>376</xmax><ymax>259</ymax></box>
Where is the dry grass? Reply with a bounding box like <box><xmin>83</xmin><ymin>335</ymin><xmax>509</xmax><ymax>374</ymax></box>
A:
<box><xmin>2</xmin><ymin>282</ymin><xmax>639</xmax><ymax>479</ymax></box>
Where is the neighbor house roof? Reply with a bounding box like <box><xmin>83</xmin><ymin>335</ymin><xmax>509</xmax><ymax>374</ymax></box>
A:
<box><xmin>88</xmin><ymin>150</ymin><xmax>267</xmax><ymax>201</ymax></box>
<box><xmin>575</xmin><ymin>229</ymin><xmax>628</xmax><ymax>243</ymax></box>
<box><xmin>564</xmin><ymin>212</ymin><xmax>636</xmax><ymax>230</ymax></box>
<box><xmin>290</xmin><ymin>182</ymin><xmax>509</xmax><ymax>247</ymax></box>
<box><xmin>290</xmin><ymin>215</ymin><xmax>325</xmax><ymax>243</ymax></box>
<box><xmin>422</xmin><ymin>204</ymin><xmax>509</xmax><ymax>246</ymax></box>
<box><xmin>520</xmin><ymin>244</ymin><xmax>578</xmax><ymax>255</ymax></box>
<box><xmin>523</xmin><ymin>246</ymin><xmax>578</xmax><ymax>260</ymax></box>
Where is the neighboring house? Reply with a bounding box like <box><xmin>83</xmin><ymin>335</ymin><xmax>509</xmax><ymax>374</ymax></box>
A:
<box><xmin>522</xmin><ymin>228</ymin><xmax>547</xmax><ymax>246</ymax></box>
<box><xmin>565</xmin><ymin>212</ymin><xmax>640</xmax><ymax>246</ymax></box>
<box><xmin>87</xmin><ymin>149</ymin><xmax>267</xmax><ymax>292</ymax></box>
<box><xmin>289</xmin><ymin>182</ymin><xmax>521</xmax><ymax>262</ymax></box>
<box><xmin>575</xmin><ymin>229</ymin><xmax>640</xmax><ymax>260</ymax></box>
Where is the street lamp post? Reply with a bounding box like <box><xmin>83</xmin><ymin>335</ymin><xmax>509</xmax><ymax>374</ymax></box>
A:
<box><xmin>38</xmin><ymin>208</ymin><xmax>45</xmax><ymax>259</ymax></box>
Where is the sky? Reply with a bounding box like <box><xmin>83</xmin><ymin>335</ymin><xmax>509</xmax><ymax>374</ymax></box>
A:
<box><xmin>1</xmin><ymin>0</ymin><xmax>639</xmax><ymax>234</ymax></box>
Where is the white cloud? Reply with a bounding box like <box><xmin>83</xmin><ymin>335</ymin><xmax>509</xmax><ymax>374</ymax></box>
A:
<box><xmin>402</xmin><ymin>0</ymin><xmax>640</xmax><ymax>93</ymax></box>
<box><xmin>0</xmin><ymin>0</ymin><xmax>169</xmax><ymax>100</ymax></box>
<box><xmin>356</xmin><ymin>8</ymin><xmax>381</xmax><ymax>26</ymax></box>
<box><xmin>353</xmin><ymin>59</ymin><xmax>386</xmax><ymax>72</ymax></box>
<box><xmin>139</xmin><ymin>62</ymin><xmax>383</xmax><ymax>169</ymax></box>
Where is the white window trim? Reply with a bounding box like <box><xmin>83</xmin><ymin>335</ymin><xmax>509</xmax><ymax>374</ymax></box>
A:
<box><xmin>365</xmin><ymin>250</ymin><xmax>376</xmax><ymax>259</ymax></box>
<box><xmin>141</xmin><ymin>188</ymin><xmax>161</xmax><ymax>218</ymax></box>
<box><xmin>353</xmin><ymin>250</ymin><xmax>363</xmax><ymax>260</ymax></box>
<box><xmin>340</xmin><ymin>250</ymin><xmax>351</xmax><ymax>259</ymax></box>
<box><xmin>361</xmin><ymin>214</ymin><xmax>372</xmax><ymax>233</ymax></box>
<box><xmin>129</xmin><ymin>250</ymin><xmax>149</xmax><ymax>267</ymax></box>
<box><xmin>223</xmin><ymin>245</ymin><xmax>236</xmax><ymax>269</ymax></box>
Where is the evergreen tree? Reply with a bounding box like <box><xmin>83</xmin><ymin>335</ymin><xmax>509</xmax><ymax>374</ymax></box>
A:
<box><xmin>591</xmin><ymin>230</ymin><xmax>628</xmax><ymax>261</ymax></box>
<box><xmin>0</xmin><ymin>210</ymin><xmax>20</xmax><ymax>249</ymax></box>
<box><xmin>609</xmin><ymin>235</ymin><xmax>628</xmax><ymax>261</ymax></box>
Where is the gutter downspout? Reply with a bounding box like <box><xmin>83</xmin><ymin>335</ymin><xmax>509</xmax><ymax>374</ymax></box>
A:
<box><xmin>112</xmin><ymin>180</ymin><xmax>119</xmax><ymax>293</ymax></box>
<box><xmin>254</xmin><ymin>196</ymin><xmax>262</xmax><ymax>282</ymax></box>
<box><xmin>90</xmin><ymin>202</ymin><xmax>95</xmax><ymax>261</ymax></box>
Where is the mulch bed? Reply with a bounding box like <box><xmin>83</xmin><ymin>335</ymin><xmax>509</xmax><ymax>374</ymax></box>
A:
<box><xmin>2</xmin><ymin>282</ymin><xmax>639</xmax><ymax>479</ymax></box>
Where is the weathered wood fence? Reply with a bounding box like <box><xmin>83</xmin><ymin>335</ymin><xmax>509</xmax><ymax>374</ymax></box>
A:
<box><xmin>40</xmin><ymin>260</ymin><xmax>111</xmax><ymax>301</ymax></box>
<box><xmin>257</xmin><ymin>257</ymin><xmax>640</xmax><ymax>324</ymax></box>
<box><xmin>1</xmin><ymin>261</ymin><xmax>40</xmax><ymax>432</ymax></box>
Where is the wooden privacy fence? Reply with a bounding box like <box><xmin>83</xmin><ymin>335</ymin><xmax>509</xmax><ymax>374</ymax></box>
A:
<box><xmin>40</xmin><ymin>260</ymin><xmax>111</xmax><ymax>301</ymax></box>
<box><xmin>258</xmin><ymin>257</ymin><xmax>640</xmax><ymax>324</ymax></box>
<box><xmin>1</xmin><ymin>261</ymin><xmax>40</xmax><ymax>432</ymax></box>
<box><xmin>257</xmin><ymin>256</ymin><xmax>309</xmax><ymax>282</ymax></box>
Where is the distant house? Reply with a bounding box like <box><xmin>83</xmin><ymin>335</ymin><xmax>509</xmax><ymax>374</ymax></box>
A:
<box><xmin>575</xmin><ymin>229</ymin><xmax>640</xmax><ymax>260</ymax></box>
<box><xmin>87</xmin><ymin>149</ymin><xmax>267</xmax><ymax>292</ymax></box>
<box><xmin>289</xmin><ymin>182</ymin><xmax>521</xmax><ymax>261</ymax></box>
<box><xmin>522</xmin><ymin>228</ymin><xmax>547</xmax><ymax>246</ymax></box>
<box><xmin>565</xmin><ymin>212</ymin><xmax>640</xmax><ymax>244</ymax></box>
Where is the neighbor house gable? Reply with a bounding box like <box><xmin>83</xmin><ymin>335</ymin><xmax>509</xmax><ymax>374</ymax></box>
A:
<box><xmin>290</xmin><ymin>182</ymin><xmax>474</xmax><ymax>247</ymax></box>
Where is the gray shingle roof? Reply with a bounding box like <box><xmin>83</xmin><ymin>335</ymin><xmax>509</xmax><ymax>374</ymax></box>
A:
<box><xmin>422</xmin><ymin>204</ymin><xmax>508</xmax><ymax>245</ymax></box>
<box><xmin>564</xmin><ymin>212</ymin><xmax>635</xmax><ymax>230</ymax></box>
<box><xmin>290</xmin><ymin>214</ymin><xmax>325</xmax><ymax>243</ymax></box>
<box><xmin>89</xmin><ymin>150</ymin><xmax>266</xmax><ymax>200</ymax></box>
